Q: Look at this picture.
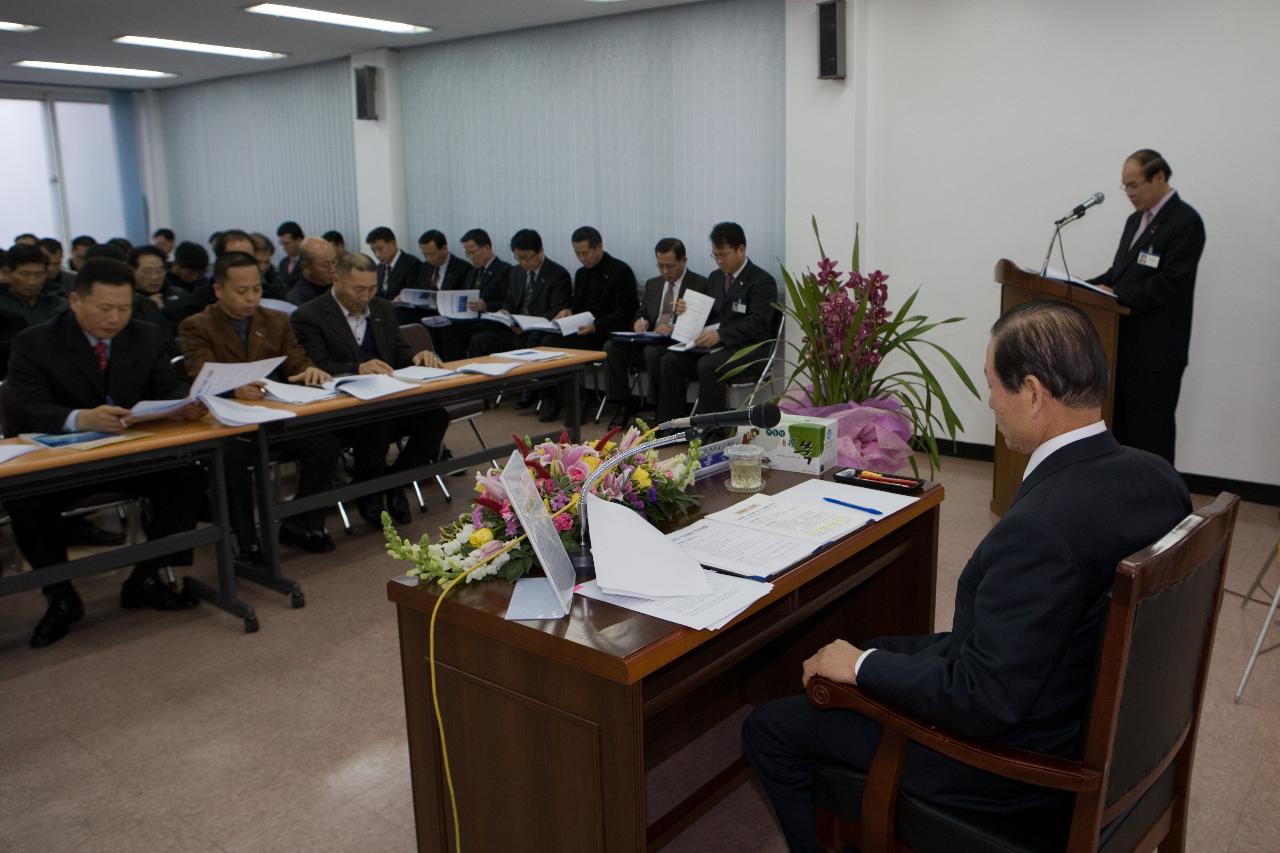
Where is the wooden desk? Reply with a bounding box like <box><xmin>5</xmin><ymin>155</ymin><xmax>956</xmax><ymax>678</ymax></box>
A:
<box><xmin>0</xmin><ymin>420</ymin><xmax>259</xmax><ymax>632</ymax></box>
<box><xmin>236</xmin><ymin>349</ymin><xmax>606</xmax><ymax>606</ymax></box>
<box><xmin>388</xmin><ymin>469</ymin><xmax>942</xmax><ymax>851</ymax></box>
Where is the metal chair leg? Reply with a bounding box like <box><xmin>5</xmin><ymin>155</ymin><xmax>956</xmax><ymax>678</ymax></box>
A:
<box><xmin>1236</xmin><ymin>539</ymin><xmax>1280</xmax><ymax>703</ymax></box>
<box><xmin>435</xmin><ymin>474</ymin><xmax>452</xmax><ymax>502</ymax></box>
<box><xmin>1242</xmin><ymin>540</ymin><xmax>1279</xmax><ymax>607</ymax></box>
<box><xmin>336</xmin><ymin>500</ymin><xmax>352</xmax><ymax>533</ymax></box>
<box><xmin>412</xmin><ymin>480</ymin><xmax>426</xmax><ymax>510</ymax></box>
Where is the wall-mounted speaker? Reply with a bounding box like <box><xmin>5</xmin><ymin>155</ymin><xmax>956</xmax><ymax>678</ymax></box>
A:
<box><xmin>355</xmin><ymin>65</ymin><xmax>378</xmax><ymax>120</ymax></box>
<box><xmin>818</xmin><ymin>0</ymin><xmax>846</xmax><ymax>80</ymax></box>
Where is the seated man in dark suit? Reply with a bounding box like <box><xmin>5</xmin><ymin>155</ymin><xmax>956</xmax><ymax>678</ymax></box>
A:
<box><xmin>403</xmin><ymin>229</ymin><xmax>472</xmax><ymax>330</ymax></box>
<box><xmin>5</xmin><ymin>258</ymin><xmax>209</xmax><ymax>648</ymax></box>
<box><xmin>366</xmin><ymin>226</ymin><xmax>422</xmax><ymax>302</ymax></box>
<box><xmin>437</xmin><ymin>228</ymin><xmax>513</xmax><ymax>361</ymax></box>
<box><xmin>742</xmin><ymin>300</ymin><xmax>1193</xmax><ymax>852</ymax></box>
<box><xmin>530</xmin><ymin>226</ymin><xmax>638</xmax><ymax>424</ymax></box>
<box><xmin>604</xmin><ymin>237</ymin><xmax>709</xmax><ymax>427</ymax></box>
<box><xmin>285</xmin><ymin>236</ymin><xmax>339</xmax><ymax>306</ymax></box>
<box><xmin>656</xmin><ymin>222</ymin><xmax>778</xmax><ymax>427</ymax></box>
<box><xmin>251</xmin><ymin>232</ymin><xmax>287</xmax><ymax>298</ymax></box>
<box><xmin>466</xmin><ymin>228</ymin><xmax>572</xmax><ymax>359</ymax></box>
<box><xmin>276</xmin><ymin>220</ymin><xmax>305</xmax><ymax>289</ymax></box>
<box><xmin>165</xmin><ymin>241</ymin><xmax>208</xmax><ymax>311</ymax></box>
<box><xmin>292</xmin><ymin>252</ymin><xmax>451</xmax><ymax>528</ymax></box>
<box><xmin>180</xmin><ymin>252</ymin><xmax>341</xmax><ymax>557</ymax></box>
<box><xmin>38</xmin><ymin>237</ymin><xmax>78</xmax><ymax>295</ymax></box>
<box><xmin>1</xmin><ymin>243</ymin><xmax>68</xmax><ymax>322</ymax></box>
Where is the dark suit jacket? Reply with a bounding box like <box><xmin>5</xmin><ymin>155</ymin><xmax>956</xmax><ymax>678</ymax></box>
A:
<box><xmin>378</xmin><ymin>252</ymin><xmax>423</xmax><ymax>300</ymax></box>
<box><xmin>291</xmin><ymin>293</ymin><xmax>413</xmax><ymax>375</ymax></box>
<box><xmin>570</xmin><ymin>252</ymin><xmax>639</xmax><ymax>335</ymax></box>
<box><xmin>502</xmin><ymin>258</ymin><xmax>572</xmax><ymax>320</ymax></box>
<box><xmin>1089</xmin><ymin>193</ymin><xmax>1205</xmax><ymax>371</ymax></box>
<box><xmin>636</xmin><ymin>271</ymin><xmax>710</xmax><ymax>326</ymax></box>
<box><xmin>277</xmin><ymin>255</ymin><xmax>303</xmax><ymax>288</ymax></box>
<box><xmin>705</xmin><ymin>259</ymin><xmax>778</xmax><ymax>350</ymax></box>
<box><xmin>417</xmin><ymin>254</ymin><xmax>471</xmax><ymax>292</ymax></box>
<box><xmin>465</xmin><ymin>258</ymin><xmax>514</xmax><ymax>310</ymax></box>
<box><xmin>6</xmin><ymin>311</ymin><xmax>190</xmax><ymax>434</ymax></box>
<box><xmin>286</xmin><ymin>276</ymin><xmax>330</xmax><ymax>307</ymax></box>
<box><xmin>179</xmin><ymin>304</ymin><xmax>313</xmax><ymax>380</ymax></box>
<box><xmin>858</xmin><ymin>431</ymin><xmax>1190</xmax><ymax>758</ymax></box>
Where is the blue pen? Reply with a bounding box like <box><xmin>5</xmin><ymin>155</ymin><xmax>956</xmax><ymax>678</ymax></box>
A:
<box><xmin>823</xmin><ymin>496</ymin><xmax>882</xmax><ymax>516</ymax></box>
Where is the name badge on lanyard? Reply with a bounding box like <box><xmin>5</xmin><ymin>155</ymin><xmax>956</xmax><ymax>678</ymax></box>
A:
<box><xmin>732</xmin><ymin>300</ymin><xmax>747</xmax><ymax>314</ymax></box>
<box><xmin>1137</xmin><ymin>250</ymin><xmax>1160</xmax><ymax>269</ymax></box>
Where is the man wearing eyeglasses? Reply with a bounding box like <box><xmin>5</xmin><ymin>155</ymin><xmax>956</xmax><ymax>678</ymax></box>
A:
<box><xmin>1089</xmin><ymin>149</ymin><xmax>1205</xmax><ymax>466</ymax></box>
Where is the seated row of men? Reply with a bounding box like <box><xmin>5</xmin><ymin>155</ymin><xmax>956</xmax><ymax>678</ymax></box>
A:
<box><xmin>3</xmin><ymin>252</ymin><xmax>450</xmax><ymax>649</ymax></box>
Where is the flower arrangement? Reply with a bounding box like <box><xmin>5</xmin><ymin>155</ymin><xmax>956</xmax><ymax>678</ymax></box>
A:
<box><xmin>723</xmin><ymin>218</ymin><xmax>978</xmax><ymax>474</ymax></box>
<box><xmin>383</xmin><ymin>423</ymin><xmax>703</xmax><ymax>587</ymax></box>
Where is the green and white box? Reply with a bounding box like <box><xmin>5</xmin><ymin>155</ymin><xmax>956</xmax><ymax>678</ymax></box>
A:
<box><xmin>736</xmin><ymin>414</ymin><xmax>838</xmax><ymax>474</ymax></box>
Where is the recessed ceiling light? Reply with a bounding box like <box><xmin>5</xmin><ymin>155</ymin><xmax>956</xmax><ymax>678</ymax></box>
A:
<box><xmin>0</xmin><ymin>21</ymin><xmax>42</xmax><ymax>32</ymax></box>
<box><xmin>14</xmin><ymin>60</ymin><xmax>176</xmax><ymax>79</ymax></box>
<box><xmin>244</xmin><ymin>4</ymin><xmax>431</xmax><ymax>35</ymax></box>
<box><xmin>114</xmin><ymin>35</ymin><xmax>287</xmax><ymax>60</ymax></box>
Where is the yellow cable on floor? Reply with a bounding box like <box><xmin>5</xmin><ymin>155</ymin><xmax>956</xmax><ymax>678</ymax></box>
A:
<box><xmin>427</xmin><ymin>492</ymin><xmax>581</xmax><ymax>853</ymax></box>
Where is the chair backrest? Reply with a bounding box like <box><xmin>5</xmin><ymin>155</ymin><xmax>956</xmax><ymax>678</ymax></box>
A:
<box><xmin>399</xmin><ymin>322</ymin><xmax>434</xmax><ymax>356</ymax></box>
<box><xmin>1078</xmin><ymin>493</ymin><xmax>1239</xmax><ymax>830</ymax></box>
<box><xmin>0</xmin><ymin>380</ymin><xmax>15</xmax><ymax>438</ymax></box>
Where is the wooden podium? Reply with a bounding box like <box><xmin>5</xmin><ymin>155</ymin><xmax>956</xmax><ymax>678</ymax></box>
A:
<box><xmin>990</xmin><ymin>259</ymin><xmax>1129</xmax><ymax>515</ymax></box>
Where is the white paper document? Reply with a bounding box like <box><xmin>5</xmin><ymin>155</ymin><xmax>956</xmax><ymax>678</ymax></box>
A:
<box><xmin>201</xmin><ymin>395</ymin><xmax>296</xmax><ymax>426</ymax></box>
<box><xmin>396</xmin><ymin>288</ymin><xmax>437</xmax><ymax>308</ymax></box>
<box><xmin>438</xmin><ymin>289</ymin><xmax>480</xmax><ymax>319</ymax></box>
<box><xmin>0</xmin><ymin>443</ymin><xmax>41</xmax><ymax>464</ymax></box>
<box><xmin>456</xmin><ymin>361</ymin><xmax>519</xmax><ymax>377</ymax></box>
<box><xmin>705</xmin><ymin>493</ymin><xmax>869</xmax><ymax>544</ymax></box>
<box><xmin>667</xmin><ymin>519</ymin><xmax>819</xmax><ymax>580</ymax></box>
<box><xmin>261</xmin><ymin>379</ymin><xmax>337</xmax><ymax>404</ymax></box>
<box><xmin>126</xmin><ymin>398</ymin><xmax>190</xmax><ymax>424</ymax></box>
<box><xmin>1021</xmin><ymin>263</ymin><xmax>1117</xmax><ymax>299</ymax></box>
<box><xmin>189</xmin><ymin>357</ymin><xmax>286</xmax><ymax>400</ymax></box>
<box><xmin>259</xmin><ymin>298</ymin><xmax>297</xmax><ymax>315</ymax></box>
<box><xmin>492</xmin><ymin>349</ymin><xmax>567</xmax><ymax>363</ymax></box>
<box><xmin>771</xmin><ymin>478</ymin><xmax>920</xmax><ymax>517</ymax></box>
<box><xmin>575</xmin><ymin>570</ymin><xmax>771</xmax><ymax>631</ymax></box>
<box><xmin>392</xmin><ymin>365</ymin><xmax>457</xmax><ymax>382</ymax></box>
<box><xmin>670</xmin><ymin>290</ymin><xmax>715</xmax><ymax>347</ymax></box>
<box><xmin>321</xmin><ymin>374</ymin><xmax>416</xmax><ymax>400</ymax></box>
<box><xmin>587</xmin><ymin>494</ymin><xmax>710</xmax><ymax>598</ymax></box>
<box><xmin>554</xmin><ymin>311</ymin><xmax>595</xmax><ymax>336</ymax></box>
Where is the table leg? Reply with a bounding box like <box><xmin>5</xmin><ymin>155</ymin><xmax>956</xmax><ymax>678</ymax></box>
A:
<box><xmin>233</xmin><ymin>429</ymin><xmax>305</xmax><ymax>608</ymax></box>
<box><xmin>564</xmin><ymin>369</ymin><xmax>582</xmax><ymax>442</ymax></box>
<box><xmin>183</xmin><ymin>442</ymin><xmax>259</xmax><ymax>632</ymax></box>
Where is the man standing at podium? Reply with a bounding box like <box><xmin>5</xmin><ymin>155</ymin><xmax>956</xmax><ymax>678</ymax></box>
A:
<box><xmin>1089</xmin><ymin>149</ymin><xmax>1205</xmax><ymax>466</ymax></box>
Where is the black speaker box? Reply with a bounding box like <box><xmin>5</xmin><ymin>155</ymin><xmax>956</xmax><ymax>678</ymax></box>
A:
<box><xmin>818</xmin><ymin>0</ymin><xmax>846</xmax><ymax>80</ymax></box>
<box><xmin>355</xmin><ymin>65</ymin><xmax>378</xmax><ymax>120</ymax></box>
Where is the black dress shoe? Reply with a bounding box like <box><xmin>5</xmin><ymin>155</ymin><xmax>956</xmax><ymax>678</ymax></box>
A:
<box><xmin>120</xmin><ymin>575</ymin><xmax>200</xmax><ymax>611</ymax></box>
<box><xmin>537</xmin><ymin>400</ymin><xmax>562</xmax><ymax>423</ymax></box>
<box><xmin>356</xmin><ymin>496</ymin><xmax>385</xmax><ymax>529</ymax></box>
<box><xmin>30</xmin><ymin>592</ymin><xmax>83</xmax><ymax>648</ymax></box>
<box><xmin>386</xmin><ymin>489</ymin><xmax>412</xmax><ymax>525</ymax></box>
<box><xmin>279</xmin><ymin>522</ymin><xmax>336</xmax><ymax>553</ymax></box>
<box><xmin>236</xmin><ymin>544</ymin><xmax>266</xmax><ymax>567</ymax></box>
<box><xmin>514</xmin><ymin>391</ymin><xmax>536</xmax><ymax>409</ymax></box>
<box><xmin>63</xmin><ymin>516</ymin><xmax>126</xmax><ymax>547</ymax></box>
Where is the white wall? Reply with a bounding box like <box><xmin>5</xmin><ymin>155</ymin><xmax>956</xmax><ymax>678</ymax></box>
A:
<box><xmin>784</xmin><ymin>0</ymin><xmax>1280</xmax><ymax>485</ymax></box>
<box><xmin>349</xmin><ymin>49</ymin><xmax>408</xmax><ymax>250</ymax></box>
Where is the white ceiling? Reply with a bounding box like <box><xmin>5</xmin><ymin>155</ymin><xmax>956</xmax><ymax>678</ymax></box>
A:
<box><xmin>0</xmin><ymin>0</ymin><xmax>705</xmax><ymax>90</ymax></box>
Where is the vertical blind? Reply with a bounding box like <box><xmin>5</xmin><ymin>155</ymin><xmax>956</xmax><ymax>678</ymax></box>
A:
<box><xmin>398</xmin><ymin>0</ymin><xmax>784</xmax><ymax>284</ymax></box>
<box><xmin>157</xmin><ymin>59</ymin><xmax>357</xmax><ymax>247</ymax></box>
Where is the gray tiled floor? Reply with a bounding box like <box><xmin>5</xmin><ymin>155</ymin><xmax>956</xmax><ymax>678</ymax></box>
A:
<box><xmin>1</xmin><ymin>405</ymin><xmax>1276</xmax><ymax>851</ymax></box>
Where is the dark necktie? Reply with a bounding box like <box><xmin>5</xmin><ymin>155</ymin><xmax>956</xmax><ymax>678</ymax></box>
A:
<box><xmin>94</xmin><ymin>340</ymin><xmax>108</xmax><ymax>371</ymax></box>
<box><xmin>521</xmin><ymin>271</ymin><xmax>536</xmax><ymax>313</ymax></box>
<box><xmin>657</xmin><ymin>282</ymin><xmax>675</xmax><ymax>328</ymax></box>
<box><xmin>377</xmin><ymin>263</ymin><xmax>388</xmax><ymax>288</ymax></box>
<box><xmin>432</xmin><ymin>266</ymin><xmax>442</xmax><ymax>290</ymax></box>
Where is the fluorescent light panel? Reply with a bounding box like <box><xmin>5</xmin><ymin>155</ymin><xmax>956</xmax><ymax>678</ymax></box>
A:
<box><xmin>244</xmin><ymin>4</ymin><xmax>431</xmax><ymax>34</ymax></box>
<box><xmin>0</xmin><ymin>21</ymin><xmax>42</xmax><ymax>32</ymax></box>
<box><xmin>114</xmin><ymin>35</ymin><xmax>287</xmax><ymax>60</ymax></box>
<box><xmin>14</xmin><ymin>60</ymin><xmax>176</xmax><ymax>79</ymax></box>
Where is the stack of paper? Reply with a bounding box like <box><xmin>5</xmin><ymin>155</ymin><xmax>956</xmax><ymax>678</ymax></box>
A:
<box><xmin>24</xmin><ymin>431</ymin><xmax>150</xmax><ymax>450</ymax></box>
<box><xmin>492</xmin><ymin>349</ymin><xmax>567</xmax><ymax>363</ymax></box>
<box><xmin>438</xmin><ymin>290</ymin><xmax>480</xmax><ymax>319</ymax></box>
<box><xmin>577</xmin><ymin>494</ymin><xmax>772</xmax><ymax>630</ymax></box>
<box><xmin>456</xmin><ymin>361</ymin><xmax>519</xmax><ymax>377</ymax></box>
<box><xmin>392</xmin><ymin>365</ymin><xmax>457</xmax><ymax>382</ymax></box>
<box><xmin>552</xmin><ymin>311</ymin><xmax>595</xmax><ymax>336</ymax></box>
<box><xmin>126</xmin><ymin>398</ymin><xmax>191</xmax><ymax>424</ymax></box>
<box><xmin>259</xmin><ymin>298</ymin><xmax>297</xmax><ymax>315</ymax></box>
<box><xmin>262</xmin><ymin>379</ymin><xmax>337</xmax><ymax>404</ymax></box>
<box><xmin>202</xmin><ymin>395</ymin><xmax>296</xmax><ymax>426</ymax></box>
<box><xmin>321</xmin><ymin>374</ymin><xmax>416</xmax><ymax>400</ymax></box>
<box><xmin>0</xmin><ymin>443</ymin><xmax>40</xmax><ymax>464</ymax></box>
<box><xmin>396</xmin><ymin>288</ymin><xmax>437</xmax><ymax>308</ymax></box>
<box><xmin>669</xmin><ymin>291</ymin><xmax>715</xmax><ymax>349</ymax></box>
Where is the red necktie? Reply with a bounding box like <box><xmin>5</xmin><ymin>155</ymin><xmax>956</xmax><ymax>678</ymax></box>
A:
<box><xmin>94</xmin><ymin>340</ymin><xmax>109</xmax><ymax>371</ymax></box>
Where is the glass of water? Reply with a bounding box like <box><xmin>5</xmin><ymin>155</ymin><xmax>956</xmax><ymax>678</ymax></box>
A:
<box><xmin>724</xmin><ymin>443</ymin><xmax>765</xmax><ymax>493</ymax></box>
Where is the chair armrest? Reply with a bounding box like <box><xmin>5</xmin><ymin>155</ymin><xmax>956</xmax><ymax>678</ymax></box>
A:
<box><xmin>806</xmin><ymin>677</ymin><xmax>1101</xmax><ymax>793</ymax></box>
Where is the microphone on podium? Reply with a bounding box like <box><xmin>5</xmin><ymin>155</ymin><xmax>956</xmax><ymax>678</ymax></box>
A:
<box><xmin>658</xmin><ymin>402</ymin><xmax>782</xmax><ymax>433</ymax></box>
<box><xmin>1055</xmin><ymin>192</ymin><xmax>1105</xmax><ymax>226</ymax></box>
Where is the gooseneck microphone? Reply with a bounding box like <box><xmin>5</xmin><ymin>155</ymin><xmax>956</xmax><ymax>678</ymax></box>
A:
<box><xmin>658</xmin><ymin>401</ymin><xmax>782</xmax><ymax>432</ymax></box>
<box><xmin>1055</xmin><ymin>192</ymin><xmax>1105</xmax><ymax>226</ymax></box>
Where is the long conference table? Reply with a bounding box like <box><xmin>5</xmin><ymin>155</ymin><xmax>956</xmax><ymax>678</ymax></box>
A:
<box><xmin>387</xmin><ymin>467</ymin><xmax>943</xmax><ymax>851</ymax></box>
<box><xmin>0</xmin><ymin>349</ymin><xmax>604</xmax><ymax>630</ymax></box>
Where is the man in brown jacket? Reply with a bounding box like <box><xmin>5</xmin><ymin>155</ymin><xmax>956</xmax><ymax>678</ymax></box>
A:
<box><xmin>180</xmin><ymin>251</ymin><xmax>341</xmax><ymax>558</ymax></box>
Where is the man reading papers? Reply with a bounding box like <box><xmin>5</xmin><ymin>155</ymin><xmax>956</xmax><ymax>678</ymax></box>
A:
<box><xmin>742</xmin><ymin>300</ymin><xmax>1191</xmax><ymax>852</ymax></box>
<box><xmin>6</xmin><ymin>258</ymin><xmax>208</xmax><ymax>648</ymax></box>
